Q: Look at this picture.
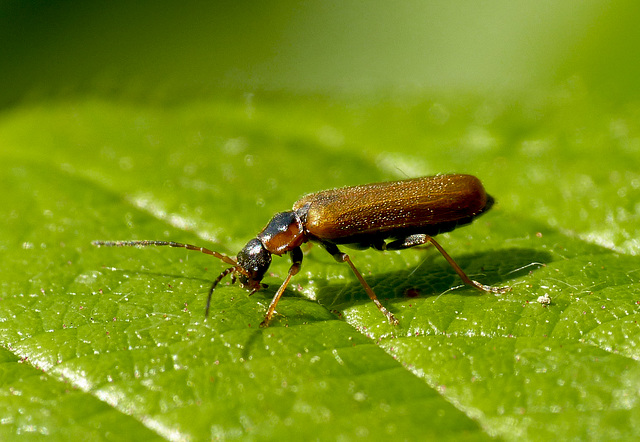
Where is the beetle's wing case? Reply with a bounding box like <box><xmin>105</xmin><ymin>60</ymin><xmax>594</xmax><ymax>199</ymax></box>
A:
<box><xmin>293</xmin><ymin>174</ymin><xmax>492</xmax><ymax>243</ymax></box>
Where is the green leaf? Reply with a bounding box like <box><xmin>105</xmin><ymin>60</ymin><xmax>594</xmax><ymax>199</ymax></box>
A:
<box><xmin>1</xmin><ymin>93</ymin><xmax>639</xmax><ymax>440</ymax></box>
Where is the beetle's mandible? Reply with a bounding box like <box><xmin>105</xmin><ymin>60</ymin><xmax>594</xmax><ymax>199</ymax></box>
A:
<box><xmin>93</xmin><ymin>174</ymin><xmax>510</xmax><ymax>326</ymax></box>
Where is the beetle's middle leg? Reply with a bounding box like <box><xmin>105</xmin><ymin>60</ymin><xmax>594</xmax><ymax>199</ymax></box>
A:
<box><xmin>388</xmin><ymin>234</ymin><xmax>510</xmax><ymax>295</ymax></box>
<box><xmin>321</xmin><ymin>242</ymin><xmax>399</xmax><ymax>326</ymax></box>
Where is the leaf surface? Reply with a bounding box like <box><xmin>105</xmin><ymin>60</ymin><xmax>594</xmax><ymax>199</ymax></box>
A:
<box><xmin>1</xmin><ymin>95</ymin><xmax>639</xmax><ymax>440</ymax></box>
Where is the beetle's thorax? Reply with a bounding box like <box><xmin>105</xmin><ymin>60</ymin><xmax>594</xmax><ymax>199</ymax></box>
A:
<box><xmin>257</xmin><ymin>211</ymin><xmax>307</xmax><ymax>255</ymax></box>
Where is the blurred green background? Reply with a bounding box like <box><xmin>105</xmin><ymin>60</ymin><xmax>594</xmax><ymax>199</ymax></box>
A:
<box><xmin>2</xmin><ymin>0</ymin><xmax>640</xmax><ymax>105</ymax></box>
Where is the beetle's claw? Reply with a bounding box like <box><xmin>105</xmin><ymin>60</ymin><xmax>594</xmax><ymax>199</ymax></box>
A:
<box><xmin>471</xmin><ymin>280</ymin><xmax>511</xmax><ymax>295</ymax></box>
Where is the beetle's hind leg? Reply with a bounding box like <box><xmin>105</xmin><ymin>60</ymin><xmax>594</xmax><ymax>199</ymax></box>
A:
<box><xmin>385</xmin><ymin>234</ymin><xmax>430</xmax><ymax>250</ymax></box>
<box><xmin>389</xmin><ymin>234</ymin><xmax>510</xmax><ymax>295</ymax></box>
<box><xmin>321</xmin><ymin>242</ymin><xmax>399</xmax><ymax>326</ymax></box>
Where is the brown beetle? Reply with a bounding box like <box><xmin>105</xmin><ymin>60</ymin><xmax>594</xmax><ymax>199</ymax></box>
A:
<box><xmin>93</xmin><ymin>174</ymin><xmax>509</xmax><ymax>326</ymax></box>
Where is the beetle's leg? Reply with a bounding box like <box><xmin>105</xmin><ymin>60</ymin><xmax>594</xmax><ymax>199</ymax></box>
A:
<box><xmin>385</xmin><ymin>234</ymin><xmax>430</xmax><ymax>250</ymax></box>
<box><xmin>368</xmin><ymin>239</ymin><xmax>387</xmax><ymax>251</ymax></box>
<box><xmin>322</xmin><ymin>242</ymin><xmax>399</xmax><ymax>326</ymax></box>
<box><xmin>419</xmin><ymin>236</ymin><xmax>510</xmax><ymax>294</ymax></box>
<box><xmin>260</xmin><ymin>247</ymin><xmax>303</xmax><ymax>327</ymax></box>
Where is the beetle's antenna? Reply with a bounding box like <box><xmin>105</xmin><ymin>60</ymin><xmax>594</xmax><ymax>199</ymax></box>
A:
<box><xmin>92</xmin><ymin>240</ymin><xmax>241</xmax><ymax>268</ymax></box>
<box><xmin>206</xmin><ymin>267</ymin><xmax>236</xmax><ymax>317</ymax></box>
<box><xmin>92</xmin><ymin>240</ymin><xmax>248</xmax><ymax>319</ymax></box>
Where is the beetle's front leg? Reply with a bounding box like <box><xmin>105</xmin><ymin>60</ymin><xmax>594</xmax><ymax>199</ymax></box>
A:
<box><xmin>260</xmin><ymin>247</ymin><xmax>304</xmax><ymax>327</ymax></box>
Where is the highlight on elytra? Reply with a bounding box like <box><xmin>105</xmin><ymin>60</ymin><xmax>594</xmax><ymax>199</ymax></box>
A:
<box><xmin>93</xmin><ymin>174</ymin><xmax>510</xmax><ymax>327</ymax></box>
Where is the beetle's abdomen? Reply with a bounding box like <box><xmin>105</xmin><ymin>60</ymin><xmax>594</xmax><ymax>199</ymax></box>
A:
<box><xmin>293</xmin><ymin>174</ymin><xmax>491</xmax><ymax>242</ymax></box>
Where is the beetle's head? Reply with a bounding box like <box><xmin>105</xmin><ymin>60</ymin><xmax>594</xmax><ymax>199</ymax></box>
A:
<box><xmin>235</xmin><ymin>238</ymin><xmax>272</xmax><ymax>291</ymax></box>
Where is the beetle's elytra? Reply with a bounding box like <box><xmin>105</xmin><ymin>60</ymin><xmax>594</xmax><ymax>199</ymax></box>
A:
<box><xmin>93</xmin><ymin>174</ymin><xmax>510</xmax><ymax>326</ymax></box>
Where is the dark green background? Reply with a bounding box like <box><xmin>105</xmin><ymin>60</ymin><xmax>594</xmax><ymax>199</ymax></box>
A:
<box><xmin>3</xmin><ymin>1</ymin><xmax>640</xmax><ymax>105</ymax></box>
<box><xmin>2</xmin><ymin>2</ymin><xmax>640</xmax><ymax>440</ymax></box>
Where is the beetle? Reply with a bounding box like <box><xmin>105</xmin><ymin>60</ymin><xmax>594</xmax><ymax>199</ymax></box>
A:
<box><xmin>93</xmin><ymin>174</ymin><xmax>509</xmax><ymax>327</ymax></box>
